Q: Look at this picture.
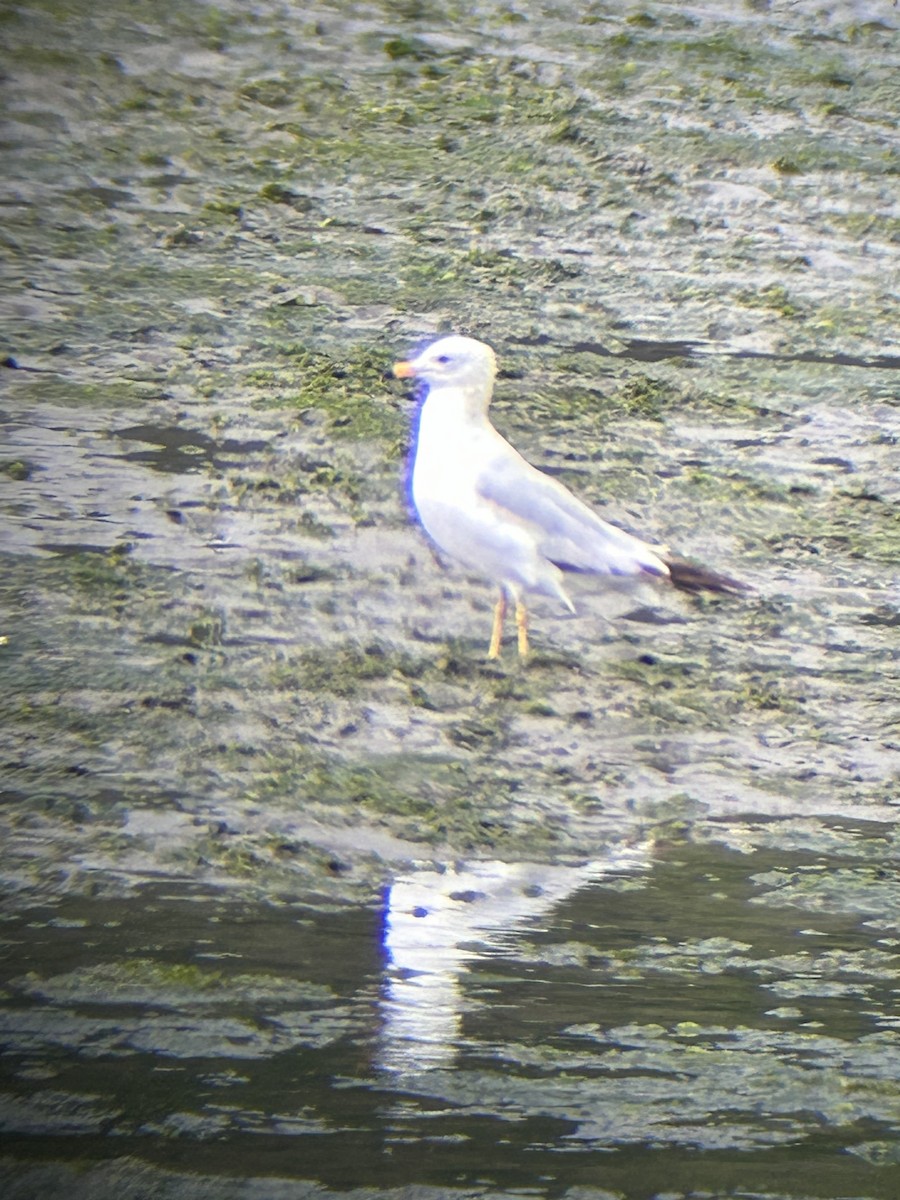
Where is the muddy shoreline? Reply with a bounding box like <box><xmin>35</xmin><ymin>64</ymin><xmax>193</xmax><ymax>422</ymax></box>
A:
<box><xmin>1</xmin><ymin>1</ymin><xmax>899</xmax><ymax>1196</ymax></box>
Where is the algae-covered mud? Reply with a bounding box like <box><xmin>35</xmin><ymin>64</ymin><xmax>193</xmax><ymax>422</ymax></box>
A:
<box><xmin>1</xmin><ymin>0</ymin><xmax>899</xmax><ymax>1196</ymax></box>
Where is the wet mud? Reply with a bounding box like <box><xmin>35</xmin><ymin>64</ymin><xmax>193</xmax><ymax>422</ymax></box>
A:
<box><xmin>1</xmin><ymin>1</ymin><xmax>899</xmax><ymax>1197</ymax></box>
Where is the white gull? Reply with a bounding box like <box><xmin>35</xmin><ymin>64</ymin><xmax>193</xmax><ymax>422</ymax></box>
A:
<box><xmin>393</xmin><ymin>334</ymin><xmax>746</xmax><ymax>658</ymax></box>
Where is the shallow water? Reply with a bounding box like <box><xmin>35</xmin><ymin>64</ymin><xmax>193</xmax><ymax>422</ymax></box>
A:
<box><xmin>3</xmin><ymin>830</ymin><xmax>900</xmax><ymax>1198</ymax></box>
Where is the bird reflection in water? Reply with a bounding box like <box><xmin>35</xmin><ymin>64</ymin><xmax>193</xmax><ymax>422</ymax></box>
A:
<box><xmin>376</xmin><ymin>847</ymin><xmax>649</xmax><ymax>1074</ymax></box>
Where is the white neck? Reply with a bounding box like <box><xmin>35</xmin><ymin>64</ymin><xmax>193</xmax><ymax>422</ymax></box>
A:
<box><xmin>413</xmin><ymin>380</ymin><xmax>495</xmax><ymax>495</ymax></box>
<box><xmin>421</xmin><ymin>378</ymin><xmax>492</xmax><ymax>428</ymax></box>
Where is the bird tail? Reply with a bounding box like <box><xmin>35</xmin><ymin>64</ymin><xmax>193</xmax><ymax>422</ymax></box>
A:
<box><xmin>666</xmin><ymin>558</ymin><xmax>750</xmax><ymax>595</ymax></box>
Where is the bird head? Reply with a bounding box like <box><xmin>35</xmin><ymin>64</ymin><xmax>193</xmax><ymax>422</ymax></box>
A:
<box><xmin>393</xmin><ymin>335</ymin><xmax>497</xmax><ymax>391</ymax></box>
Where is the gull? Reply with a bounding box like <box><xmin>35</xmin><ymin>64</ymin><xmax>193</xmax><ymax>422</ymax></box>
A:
<box><xmin>393</xmin><ymin>334</ymin><xmax>747</xmax><ymax>659</ymax></box>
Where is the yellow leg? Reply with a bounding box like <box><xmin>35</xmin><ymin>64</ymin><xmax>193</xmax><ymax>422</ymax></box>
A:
<box><xmin>488</xmin><ymin>592</ymin><xmax>506</xmax><ymax>659</ymax></box>
<box><xmin>515</xmin><ymin>601</ymin><xmax>529</xmax><ymax>658</ymax></box>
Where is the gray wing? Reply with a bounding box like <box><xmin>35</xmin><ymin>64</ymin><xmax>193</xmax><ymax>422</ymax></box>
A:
<box><xmin>477</xmin><ymin>449</ymin><xmax>668</xmax><ymax>578</ymax></box>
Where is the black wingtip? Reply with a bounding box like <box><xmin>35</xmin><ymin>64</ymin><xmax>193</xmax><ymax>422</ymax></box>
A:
<box><xmin>666</xmin><ymin>558</ymin><xmax>751</xmax><ymax>595</ymax></box>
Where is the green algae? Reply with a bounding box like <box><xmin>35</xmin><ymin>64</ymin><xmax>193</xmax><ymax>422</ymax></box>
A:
<box><xmin>255</xmin><ymin>343</ymin><xmax>406</xmax><ymax>446</ymax></box>
<box><xmin>286</xmin><ymin>642</ymin><xmax>425</xmax><ymax>698</ymax></box>
<box><xmin>11</xmin><ymin>959</ymin><xmax>334</xmax><ymax>1008</ymax></box>
<box><xmin>736</xmin><ymin>283</ymin><xmax>804</xmax><ymax>319</ymax></box>
<box><xmin>0</xmin><ymin>460</ymin><xmax>34</xmax><ymax>482</ymax></box>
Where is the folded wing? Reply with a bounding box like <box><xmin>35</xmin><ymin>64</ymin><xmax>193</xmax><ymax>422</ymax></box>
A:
<box><xmin>477</xmin><ymin>450</ymin><xmax>669</xmax><ymax>579</ymax></box>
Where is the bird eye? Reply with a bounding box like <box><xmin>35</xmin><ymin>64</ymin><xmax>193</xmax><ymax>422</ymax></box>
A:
<box><xmin>435</xmin><ymin>354</ymin><xmax>451</xmax><ymax>364</ymax></box>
